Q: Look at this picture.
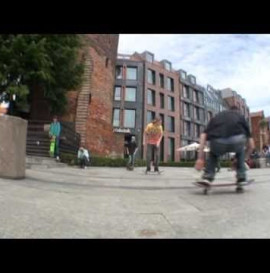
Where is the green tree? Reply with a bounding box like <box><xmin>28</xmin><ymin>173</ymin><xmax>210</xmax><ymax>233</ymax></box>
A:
<box><xmin>0</xmin><ymin>34</ymin><xmax>84</xmax><ymax>115</ymax></box>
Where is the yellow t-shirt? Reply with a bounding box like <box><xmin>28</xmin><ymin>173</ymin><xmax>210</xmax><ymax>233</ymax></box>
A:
<box><xmin>145</xmin><ymin>123</ymin><xmax>163</xmax><ymax>145</ymax></box>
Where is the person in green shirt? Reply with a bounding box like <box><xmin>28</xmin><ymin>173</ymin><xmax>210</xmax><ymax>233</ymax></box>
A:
<box><xmin>49</xmin><ymin>116</ymin><xmax>61</xmax><ymax>161</ymax></box>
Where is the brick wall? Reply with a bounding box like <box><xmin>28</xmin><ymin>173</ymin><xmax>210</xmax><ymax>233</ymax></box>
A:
<box><xmin>61</xmin><ymin>34</ymin><xmax>120</xmax><ymax>157</ymax></box>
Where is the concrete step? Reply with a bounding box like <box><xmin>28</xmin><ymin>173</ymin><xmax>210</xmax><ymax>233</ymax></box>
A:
<box><xmin>26</xmin><ymin>156</ymin><xmax>67</xmax><ymax>169</ymax></box>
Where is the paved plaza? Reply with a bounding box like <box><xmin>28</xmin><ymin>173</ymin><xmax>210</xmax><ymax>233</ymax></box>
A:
<box><xmin>0</xmin><ymin>166</ymin><xmax>269</xmax><ymax>238</ymax></box>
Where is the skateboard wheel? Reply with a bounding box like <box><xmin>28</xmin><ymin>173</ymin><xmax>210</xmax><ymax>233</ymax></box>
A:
<box><xmin>203</xmin><ymin>188</ymin><xmax>208</xmax><ymax>195</ymax></box>
<box><xmin>236</xmin><ymin>187</ymin><xmax>244</xmax><ymax>193</ymax></box>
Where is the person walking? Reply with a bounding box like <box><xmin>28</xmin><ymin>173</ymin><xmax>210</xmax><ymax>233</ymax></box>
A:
<box><xmin>143</xmin><ymin>116</ymin><xmax>163</xmax><ymax>173</ymax></box>
<box><xmin>77</xmin><ymin>146</ymin><xmax>90</xmax><ymax>169</ymax></box>
<box><xmin>49</xmin><ymin>116</ymin><xmax>61</xmax><ymax>161</ymax></box>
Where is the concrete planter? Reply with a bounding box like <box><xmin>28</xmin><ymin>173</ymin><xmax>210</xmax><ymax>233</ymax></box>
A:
<box><xmin>0</xmin><ymin>115</ymin><xmax>27</xmax><ymax>179</ymax></box>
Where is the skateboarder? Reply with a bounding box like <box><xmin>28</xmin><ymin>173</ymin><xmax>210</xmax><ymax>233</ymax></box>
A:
<box><xmin>49</xmin><ymin>116</ymin><xmax>61</xmax><ymax>161</ymax></box>
<box><xmin>143</xmin><ymin>116</ymin><xmax>163</xmax><ymax>173</ymax></box>
<box><xmin>195</xmin><ymin>106</ymin><xmax>255</xmax><ymax>186</ymax></box>
<box><xmin>77</xmin><ymin>146</ymin><xmax>90</xmax><ymax>169</ymax></box>
<box><xmin>126</xmin><ymin>136</ymin><xmax>138</xmax><ymax>170</ymax></box>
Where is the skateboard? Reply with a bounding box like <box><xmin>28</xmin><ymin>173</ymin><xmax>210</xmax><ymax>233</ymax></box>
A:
<box><xmin>193</xmin><ymin>179</ymin><xmax>254</xmax><ymax>195</ymax></box>
<box><xmin>144</xmin><ymin>170</ymin><xmax>164</xmax><ymax>175</ymax></box>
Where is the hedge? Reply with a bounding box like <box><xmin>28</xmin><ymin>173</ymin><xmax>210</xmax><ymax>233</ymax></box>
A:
<box><xmin>60</xmin><ymin>152</ymin><xmax>231</xmax><ymax>168</ymax></box>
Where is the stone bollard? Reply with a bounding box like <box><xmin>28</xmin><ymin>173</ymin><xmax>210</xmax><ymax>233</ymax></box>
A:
<box><xmin>0</xmin><ymin>115</ymin><xmax>28</xmax><ymax>179</ymax></box>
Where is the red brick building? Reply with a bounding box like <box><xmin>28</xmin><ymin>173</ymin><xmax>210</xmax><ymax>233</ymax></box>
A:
<box><xmin>61</xmin><ymin>34</ymin><xmax>120</xmax><ymax>156</ymax></box>
<box><xmin>250</xmin><ymin>111</ymin><xmax>270</xmax><ymax>151</ymax></box>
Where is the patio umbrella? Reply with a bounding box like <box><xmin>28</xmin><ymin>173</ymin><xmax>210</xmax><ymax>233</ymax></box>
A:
<box><xmin>176</xmin><ymin>142</ymin><xmax>200</xmax><ymax>151</ymax></box>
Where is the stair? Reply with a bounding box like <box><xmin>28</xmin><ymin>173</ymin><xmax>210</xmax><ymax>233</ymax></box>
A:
<box><xmin>26</xmin><ymin>156</ymin><xmax>67</xmax><ymax>169</ymax></box>
<box><xmin>26</xmin><ymin>121</ymin><xmax>51</xmax><ymax>157</ymax></box>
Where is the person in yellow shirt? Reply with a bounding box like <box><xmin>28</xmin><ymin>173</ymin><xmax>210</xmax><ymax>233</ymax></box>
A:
<box><xmin>143</xmin><ymin>116</ymin><xmax>163</xmax><ymax>173</ymax></box>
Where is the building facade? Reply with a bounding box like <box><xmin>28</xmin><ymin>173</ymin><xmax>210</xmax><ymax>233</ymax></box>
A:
<box><xmin>204</xmin><ymin>84</ymin><xmax>228</xmax><ymax>124</ymax></box>
<box><xmin>179</xmin><ymin>70</ymin><xmax>205</xmax><ymax>159</ymax></box>
<box><xmin>113</xmin><ymin>55</ymin><xmax>144</xmax><ymax>159</ymax></box>
<box><xmin>112</xmin><ymin>51</ymin><xmax>181</xmax><ymax>162</ymax></box>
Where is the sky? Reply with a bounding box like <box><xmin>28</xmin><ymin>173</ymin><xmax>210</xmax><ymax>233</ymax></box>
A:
<box><xmin>118</xmin><ymin>34</ymin><xmax>270</xmax><ymax>117</ymax></box>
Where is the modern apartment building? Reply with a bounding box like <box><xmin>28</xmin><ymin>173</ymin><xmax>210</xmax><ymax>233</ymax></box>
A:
<box><xmin>112</xmin><ymin>51</ymin><xmax>252</xmax><ymax>162</ymax></box>
<box><xmin>220</xmin><ymin>88</ymin><xmax>250</xmax><ymax>123</ymax></box>
<box><xmin>204</xmin><ymin>84</ymin><xmax>229</xmax><ymax>123</ymax></box>
<box><xmin>179</xmin><ymin>70</ymin><xmax>205</xmax><ymax>146</ymax></box>
<box><xmin>113</xmin><ymin>51</ymin><xmax>180</xmax><ymax>162</ymax></box>
<box><xmin>113</xmin><ymin>55</ymin><xmax>144</xmax><ymax>159</ymax></box>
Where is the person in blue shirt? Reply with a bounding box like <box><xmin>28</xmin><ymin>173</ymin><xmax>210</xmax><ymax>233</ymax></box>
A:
<box><xmin>49</xmin><ymin>116</ymin><xmax>61</xmax><ymax>161</ymax></box>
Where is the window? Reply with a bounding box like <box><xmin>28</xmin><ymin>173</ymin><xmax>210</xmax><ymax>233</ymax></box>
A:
<box><xmin>159</xmin><ymin>73</ymin><xmax>164</xmax><ymax>88</ymax></box>
<box><xmin>183</xmin><ymin>86</ymin><xmax>189</xmax><ymax>98</ymax></box>
<box><xmin>124</xmin><ymin>109</ymin><xmax>136</xmax><ymax>128</ymax></box>
<box><xmin>147</xmin><ymin>69</ymin><xmax>156</xmax><ymax>85</ymax></box>
<box><xmin>160</xmin><ymin>113</ymin><xmax>165</xmax><ymax>128</ymax></box>
<box><xmin>193</xmin><ymin>90</ymin><xmax>199</xmax><ymax>103</ymax></box>
<box><xmin>146</xmin><ymin>53</ymin><xmax>153</xmax><ymax>63</ymax></box>
<box><xmin>167</xmin><ymin>116</ymin><xmax>175</xmax><ymax>132</ymax></box>
<box><xmin>167</xmin><ymin>77</ymin><xmax>174</xmax><ymax>91</ymax></box>
<box><xmin>194</xmin><ymin>107</ymin><xmax>200</xmax><ymax>120</ymax></box>
<box><xmin>183</xmin><ymin>121</ymin><xmax>191</xmax><ymax>136</ymax></box>
<box><xmin>207</xmin><ymin>111</ymin><xmax>213</xmax><ymax>122</ymax></box>
<box><xmin>147</xmin><ymin>89</ymin><xmax>155</xmax><ymax>106</ymax></box>
<box><xmin>180</xmin><ymin>71</ymin><xmax>186</xmax><ymax>80</ymax></box>
<box><xmin>200</xmin><ymin>108</ymin><xmax>204</xmax><ymax>121</ymax></box>
<box><xmin>168</xmin><ymin>138</ymin><xmax>175</xmax><ymax>161</ymax></box>
<box><xmin>115</xmin><ymin>66</ymin><xmax>123</xmax><ymax>79</ymax></box>
<box><xmin>125</xmin><ymin>87</ymin><xmax>136</xmax><ymax>102</ymax></box>
<box><xmin>147</xmin><ymin>111</ymin><xmax>155</xmax><ymax>124</ymax></box>
<box><xmin>113</xmin><ymin>108</ymin><xmax>120</xmax><ymax>127</ymax></box>
<box><xmin>194</xmin><ymin>124</ymin><xmax>200</xmax><ymax>138</ymax></box>
<box><xmin>160</xmin><ymin>93</ymin><xmax>165</xmax><ymax>109</ymax></box>
<box><xmin>168</xmin><ymin>96</ymin><xmax>175</xmax><ymax>111</ymax></box>
<box><xmin>164</xmin><ymin>62</ymin><xmax>171</xmax><ymax>71</ymax></box>
<box><xmin>190</xmin><ymin>76</ymin><xmax>196</xmax><ymax>85</ymax></box>
<box><xmin>114</xmin><ymin>87</ymin><xmax>121</xmax><ymax>101</ymax></box>
<box><xmin>126</xmin><ymin>67</ymin><xmax>137</xmax><ymax>80</ymax></box>
<box><xmin>183</xmin><ymin>102</ymin><xmax>190</xmax><ymax>117</ymax></box>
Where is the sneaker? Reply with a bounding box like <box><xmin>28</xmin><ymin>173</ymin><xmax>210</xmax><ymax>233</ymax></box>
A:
<box><xmin>145</xmin><ymin>168</ymin><xmax>151</xmax><ymax>173</ymax></box>
<box><xmin>154</xmin><ymin>168</ymin><xmax>159</xmax><ymax>172</ymax></box>
<box><xmin>237</xmin><ymin>178</ymin><xmax>247</xmax><ymax>186</ymax></box>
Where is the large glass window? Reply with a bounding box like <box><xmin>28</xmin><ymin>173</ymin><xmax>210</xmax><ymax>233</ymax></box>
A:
<box><xmin>168</xmin><ymin>138</ymin><xmax>175</xmax><ymax>161</ymax></box>
<box><xmin>125</xmin><ymin>87</ymin><xmax>136</xmax><ymax>102</ymax></box>
<box><xmin>113</xmin><ymin>108</ymin><xmax>120</xmax><ymax>127</ymax></box>
<box><xmin>183</xmin><ymin>85</ymin><xmax>189</xmax><ymax>98</ymax></box>
<box><xmin>194</xmin><ymin>124</ymin><xmax>200</xmax><ymax>138</ymax></box>
<box><xmin>126</xmin><ymin>67</ymin><xmax>137</xmax><ymax>80</ymax></box>
<box><xmin>124</xmin><ymin>109</ymin><xmax>136</xmax><ymax>128</ymax></box>
<box><xmin>183</xmin><ymin>102</ymin><xmax>190</xmax><ymax>117</ymax></box>
<box><xmin>180</xmin><ymin>71</ymin><xmax>186</xmax><ymax>80</ymax></box>
<box><xmin>183</xmin><ymin>121</ymin><xmax>191</xmax><ymax>136</ymax></box>
<box><xmin>147</xmin><ymin>89</ymin><xmax>155</xmax><ymax>106</ymax></box>
<box><xmin>146</xmin><ymin>53</ymin><xmax>153</xmax><ymax>63</ymax></box>
<box><xmin>190</xmin><ymin>76</ymin><xmax>196</xmax><ymax>85</ymax></box>
<box><xmin>168</xmin><ymin>96</ymin><xmax>175</xmax><ymax>112</ymax></box>
<box><xmin>167</xmin><ymin>116</ymin><xmax>175</xmax><ymax>132</ymax></box>
<box><xmin>165</xmin><ymin>62</ymin><xmax>171</xmax><ymax>71</ymax></box>
<box><xmin>159</xmin><ymin>73</ymin><xmax>164</xmax><ymax>88</ymax></box>
<box><xmin>167</xmin><ymin>77</ymin><xmax>174</xmax><ymax>91</ymax></box>
<box><xmin>147</xmin><ymin>69</ymin><xmax>156</xmax><ymax>85</ymax></box>
<box><xmin>147</xmin><ymin>111</ymin><xmax>155</xmax><ymax>124</ymax></box>
<box><xmin>194</xmin><ymin>107</ymin><xmax>200</xmax><ymax>120</ymax></box>
<box><xmin>115</xmin><ymin>66</ymin><xmax>123</xmax><ymax>79</ymax></box>
<box><xmin>114</xmin><ymin>86</ymin><xmax>121</xmax><ymax>101</ymax></box>
<box><xmin>160</xmin><ymin>93</ymin><xmax>165</xmax><ymax>109</ymax></box>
